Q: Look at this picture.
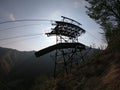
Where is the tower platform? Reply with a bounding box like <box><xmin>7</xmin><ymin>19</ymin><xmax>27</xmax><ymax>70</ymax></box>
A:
<box><xmin>35</xmin><ymin>43</ymin><xmax>85</xmax><ymax>57</ymax></box>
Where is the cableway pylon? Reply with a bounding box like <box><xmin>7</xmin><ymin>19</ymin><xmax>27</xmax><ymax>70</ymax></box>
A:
<box><xmin>35</xmin><ymin>16</ymin><xmax>87</xmax><ymax>78</ymax></box>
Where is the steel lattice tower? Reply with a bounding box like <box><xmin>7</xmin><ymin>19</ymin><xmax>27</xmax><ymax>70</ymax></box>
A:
<box><xmin>35</xmin><ymin>16</ymin><xmax>86</xmax><ymax>78</ymax></box>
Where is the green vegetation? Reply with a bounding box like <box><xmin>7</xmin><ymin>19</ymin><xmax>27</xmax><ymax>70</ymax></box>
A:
<box><xmin>85</xmin><ymin>0</ymin><xmax>120</xmax><ymax>44</ymax></box>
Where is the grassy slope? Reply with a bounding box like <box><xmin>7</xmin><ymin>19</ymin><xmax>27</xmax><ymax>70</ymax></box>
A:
<box><xmin>34</xmin><ymin>31</ymin><xmax>120</xmax><ymax>90</ymax></box>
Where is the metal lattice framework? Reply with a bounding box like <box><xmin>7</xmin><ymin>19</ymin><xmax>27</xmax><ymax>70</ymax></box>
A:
<box><xmin>35</xmin><ymin>16</ymin><xmax>86</xmax><ymax>78</ymax></box>
<box><xmin>46</xmin><ymin>21</ymin><xmax>85</xmax><ymax>39</ymax></box>
<box><xmin>46</xmin><ymin>16</ymin><xmax>85</xmax><ymax>43</ymax></box>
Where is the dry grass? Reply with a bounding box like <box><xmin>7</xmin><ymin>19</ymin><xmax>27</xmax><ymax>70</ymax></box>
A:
<box><xmin>53</xmin><ymin>32</ymin><xmax>120</xmax><ymax>90</ymax></box>
<box><xmin>31</xmin><ymin>31</ymin><xmax>120</xmax><ymax>90</ymax></box>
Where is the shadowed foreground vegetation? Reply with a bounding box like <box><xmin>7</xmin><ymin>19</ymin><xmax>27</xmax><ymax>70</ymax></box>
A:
<box><xmin>31</xmin><ymin>0</ymin><xmax>120</xmax><ymax>89</ymax></box>
<box><xmin>1</xmin><ymin>0</ymin><xmax>120</xmax><ymax>90</ymax></box>
<box><xmin>32</xmin><ymin>30</ymin><xmax>120</xmax><ymax>90</ymax></box>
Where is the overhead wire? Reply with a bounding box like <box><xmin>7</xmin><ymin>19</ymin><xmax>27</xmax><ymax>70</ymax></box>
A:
<box><xmin>0</xmin><ymin>33</ymin><xmax>44</xmax><ymax>41</ymax></box>
<box><xmin>0</xmin><ymin>30</ymin><xmax>103</xmax><ymax>47</ymax></box>
<box><xmin>0</xmin><ymin>24</ymin><xmax>41</xmax><ymax>31</ymax></box>
<box><xmin>0</xmin><ymin>19</ymin><xmax>55</xmax><ymax>25</ymax></box>
<box><xmin>0</xmin><ymin>19</ymin><xmax>51</xmax><ymax>45</ymax></box>
<box><xmin>0</xmin><ymin>19</ymin><xmax>103</xmax><ymax>48</ymax></box>
<box><xmin>0</xmin><ymin>21</ymin><xmax>51</xmax><ymax>46</ymax></box>
<box><xmin>0</xmin><ymin>36</ymin><xmax>41</xmax><ymax>46</ymax></box>
<box><xmin>0</xmin><ymin>19</ymin><xmax>101</xmax><ymax>41</ymax></box>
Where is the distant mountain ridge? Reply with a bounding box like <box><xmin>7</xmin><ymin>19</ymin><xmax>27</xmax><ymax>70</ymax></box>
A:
<box><xmin>0</xmin><ymin>46</ymin><xmax>100</xmax><ymax>81</ymax></box>
<box><xmin>0</xmin><ymin>46</ymin><xmax>101</xmax><ymax>89</ymax></box>
<box><xmin>0</xmin><ymin>47</ymin><xmax>54</xmax><ymax>81</ymax></box>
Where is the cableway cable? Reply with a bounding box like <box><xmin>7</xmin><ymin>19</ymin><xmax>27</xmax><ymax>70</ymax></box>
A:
<box><xmin>0</xmin><ymin>24</ymin><xmax>41</xmax><ymax>31</ymax></box>
<box><xmin>0</xmin><ymin>36</ymin><xmax>41</xmax><ymax>46</ymax></box>
<box><xmin>0</xmin><ymin>33</ymin><xmax>44</xmax><ymax>41</ymax></box>
<box><xmin>0</xmin><ymin>19</ymin><xmax>55</xmax><ymax>25</ymax></box>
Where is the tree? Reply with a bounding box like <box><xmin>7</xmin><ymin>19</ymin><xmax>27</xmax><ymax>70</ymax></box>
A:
<box><xmin>85</xmin><ymin>0</ymin><xmax>120</xmax><ymax>43</ymax></box>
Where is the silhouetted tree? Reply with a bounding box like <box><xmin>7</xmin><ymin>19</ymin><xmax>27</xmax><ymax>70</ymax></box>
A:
<box><xmin>85</xmin><ymin>0</ymin><xmax>120</xmax><ymax>43</ymax></box>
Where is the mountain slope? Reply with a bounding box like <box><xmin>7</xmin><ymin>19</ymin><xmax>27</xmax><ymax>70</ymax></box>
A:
<box><xmin>0</xmin><ymin>47</ymin><xmax>55</xmax><ymax>89</ymax></box>
<box><xmin>54</xmin><ymin>49</ymin><xmax>120</xmax><ymax>90</ymax></box>
<box><xmin>0</xmin><ymin>47</ymin><xmax>54</xmax><ymax>81</ymax></box>
<box><xmin>0</xmin><ymin>46</ymin><xmax>99</xmax><ymax>89</ymax></box>
<box><xmin>54</xmin><ymin>31</ymin><xmax>120</xmax><ymax>90</ymax></box>
<box><xmin>35</xmin><ymin>32</ymin><xmax>120</xmax><ymax>90</ymax></box>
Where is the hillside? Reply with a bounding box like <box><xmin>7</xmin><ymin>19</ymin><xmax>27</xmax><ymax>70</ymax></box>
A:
<box><xmin>0</xmin><ymin>46</ymin><xmax>99</xmax><ymax>89</ymax></box>
<box><xmin>55</xmin><ymin>47</ymin><xmax>120</xmax><ymax>90</ymax></box>
<box><xmin>1</xmin><ymin>37</ymin><xmax>119</xmax><ymax>90</ymax></box>
<box><xmin>0</xmin><ymin>47</ymin><xmax>55</xmax><ymax>89</ymax></box>
<box><xmin>33</xmin><ymin>32</ymin><xmax>120</xmax><ymax>90</ymax></box>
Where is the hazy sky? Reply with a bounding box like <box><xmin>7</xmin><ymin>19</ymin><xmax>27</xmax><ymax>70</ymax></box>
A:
<box><xmin>0</xmin><ymin>0</ymin><xmax>106</xmax><ymax>51</ymax></box>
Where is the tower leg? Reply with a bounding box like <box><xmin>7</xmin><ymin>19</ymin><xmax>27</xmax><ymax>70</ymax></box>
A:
<box><xmin>54</xmin><ymin>50</ymin><xmax>57</xmax><ymax>78</ymax></box>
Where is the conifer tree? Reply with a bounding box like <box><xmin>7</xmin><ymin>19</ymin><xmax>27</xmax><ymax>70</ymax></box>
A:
<box><xmin>85</xmin><ymin>0</ymin><xmax>120</xmax><ymax>43</ymax></box>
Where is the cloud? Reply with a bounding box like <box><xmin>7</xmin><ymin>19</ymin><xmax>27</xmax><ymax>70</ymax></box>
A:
<box><xmin>9</xmin><ymin>13</ymin><xmax>16</xmax><ymax>21</ymax></box>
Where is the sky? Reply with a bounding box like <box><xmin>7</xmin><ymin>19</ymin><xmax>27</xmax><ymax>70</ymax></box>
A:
<box><xmin>0</xmin><ymin>0</ymin><xmax>107</xmax><ymax>51</ymax></box>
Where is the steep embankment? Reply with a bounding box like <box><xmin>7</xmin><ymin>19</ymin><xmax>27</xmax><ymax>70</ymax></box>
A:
<box><xmin>54</xmin><ymin>31</ymin><xmax>120</xmax><ymax>90</ymax></box>
<box><xmin>36</xmin><ymin>32</ymin><xmax>120</xmax><ymax>90</ymax></box>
